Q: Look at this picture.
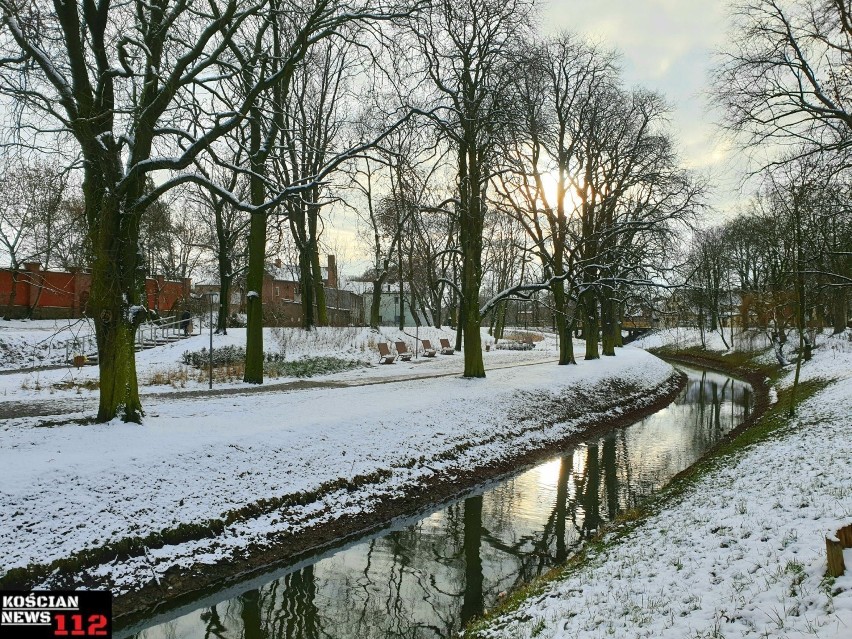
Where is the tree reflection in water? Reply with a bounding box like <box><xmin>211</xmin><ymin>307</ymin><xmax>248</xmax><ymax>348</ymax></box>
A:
<box><xmin>130</xmin><ymin>366</ymin><xmax>752</xmax><ymax>639</ymax></box>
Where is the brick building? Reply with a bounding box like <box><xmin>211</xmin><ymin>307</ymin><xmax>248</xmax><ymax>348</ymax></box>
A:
<box><xmin>0</xmin><ymin>262</ymin><xmax>190</xmax><ymax>319</ymax></box>
<box><xmin>195</xmin><ymin>255</ymin><xmax>363</xmax><ymax>325</ymax></box>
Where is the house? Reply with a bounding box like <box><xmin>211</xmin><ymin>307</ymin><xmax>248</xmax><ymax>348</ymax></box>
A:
<box><xmin>363</xmin><ymin>283</ymin><xmax>429</xmax><ymax>326</ymax></box>
<box><xmin>193</xmin><ymin>255</ymin><xmax>363</xmax><ymax>326</ymax></box>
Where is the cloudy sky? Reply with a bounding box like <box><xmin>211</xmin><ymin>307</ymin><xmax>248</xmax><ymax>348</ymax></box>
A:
<box><xmin>335</xmin><ymin>0</ymin><xmax>741</xmax><ymax>275</ymax></box>
<box><xmin>542</xmin><ymin>0</ymin><xmax>740</xmax><ymax>216</ymax></box>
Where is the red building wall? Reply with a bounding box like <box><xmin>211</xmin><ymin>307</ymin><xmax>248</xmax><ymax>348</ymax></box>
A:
<box><xmin>0</xmin><ymin>263</ymin><xmax>189</xmax><ymax>319</ymax></box>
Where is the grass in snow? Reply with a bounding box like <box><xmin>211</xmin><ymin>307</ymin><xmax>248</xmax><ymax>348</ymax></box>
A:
<box><xmin>464</xmin><ymin>350</ymin><xmax>828</xmax><ymax>637</ymax></box>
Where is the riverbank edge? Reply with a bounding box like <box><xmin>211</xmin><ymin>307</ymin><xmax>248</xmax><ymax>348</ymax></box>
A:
<box><xmin>464</xmin><ymin>348</ymin><xmax>829</xmax><ymax>637</ymax></box>
<box><xmin>98</xmin><ymin>363</ymin><xmax>687</xmax><ymax>626</ymax></box>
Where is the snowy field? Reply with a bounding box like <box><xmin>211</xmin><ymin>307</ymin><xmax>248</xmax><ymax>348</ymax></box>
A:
<box><xmin>0</xmin><ymin>321</ymin><xmax>557</xmax><ymax>402</ymax></box>
<box><xmin>0</xmin><ymin>323</ymin><xmax>678</xmax><ymax>596</ymax></box>
<box><xmin>478</xmin><ymin>330</ymin><xmax>852</xmax><ymax>639</ymax></box>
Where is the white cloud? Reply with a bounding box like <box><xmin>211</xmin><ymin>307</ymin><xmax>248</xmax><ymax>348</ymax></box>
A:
<box><xmin>542</xmin><ymin>0</ymin><xmax>740</xmax><ymax>214</ymax></box>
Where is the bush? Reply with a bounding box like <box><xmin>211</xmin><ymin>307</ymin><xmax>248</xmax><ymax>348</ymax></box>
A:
<box><xmin>264</xmin><ymin>355</ymin><xmax>366</xmax><ymax>377</ymax></box>
<box><xmin>181</xmin><ymin>345</ymin><xmax>245</xmax><ymax>368</ymax></box>
<box><xmin>180</xmin><ymin>347</ymin><xmax>366</xmax><ymax>378</ymax></box>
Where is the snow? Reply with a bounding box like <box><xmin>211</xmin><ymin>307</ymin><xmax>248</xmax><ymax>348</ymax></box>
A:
<box><xmin>0</xmin><ymin>324</ymin><xmax>677</xmax><ymax>595</ymax></box>
<box><xmin>0</xmin><ymin>324</ymin><xmax>558</xmax><ymax>401</ymax></box>
<box><xmin>479</xmin><ymin>330</ymin><xmax>852</xmax><ymax>639</ymax></box>
<box><xmin>0</xmin><ymin>319</ymin><xmax>96</xmax><ymax>370</ymax></box>
<box><xmin>632</xmin><ymin>326</ymin><xmax>771</xmax><ymax>353</ymax></box>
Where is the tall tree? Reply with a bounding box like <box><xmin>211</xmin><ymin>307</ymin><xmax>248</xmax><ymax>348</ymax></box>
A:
<box><xmin>497</xmin><ymin>35</ymin><xmax>616</xmax><ymax>364</ymax></box>
<box><xmin>0</xmin><ymin>0</ymin><xmax>272</xmax><ymax>420</ymax></box>
<box><xmin>189</xmin><ymin>167</ymin><xmax>250</xmax><ymax>334</ymax></box>
<box><xmin>276</xmin><ymin>38</ymin><xmax>355</xmax><ymax>330</ymax></box>
<box><xmin>412</xmin><ymin>0</ymin><xmax>534</xmax><ymax>377</ymax></box>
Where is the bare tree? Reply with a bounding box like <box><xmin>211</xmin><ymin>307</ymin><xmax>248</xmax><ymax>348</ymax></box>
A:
<box><xmin>189</xmin><ymin>169</ymin><xmax>250</xmax><ymax>334</ymax></box>
<box><xmin>411</xmin><ymin>0</ymin><xmax>535</xmax><ymax>377</ymax></box>
<box><xmin>495</xmin><ymin>35</ymin><xmax>616</xmax><ymax>364</ymax></box>
<box><xmin>0</xmin><ymin>0</ymin><xmax>276</xmax><ymax>420</ymax></box>
<box><xmin>0</xmin><ymin>158</ymin><xmax>68</xmax><ymax>319</ymax></box>
<box><xmin>714</xmin><ymin>0</ymin><xmax>852</xmax><ymax>160</ymax></box>
<box><xmin>275</xmin><ymin>37</ymin><xmax>356</xmax><ymax>330</ymax></box>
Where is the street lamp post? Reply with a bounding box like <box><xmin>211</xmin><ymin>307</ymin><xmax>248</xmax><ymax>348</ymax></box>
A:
<box><xmin>208</xmin><ymin>292</ymin><xmax>219</xmax><ymax>389</ymax></box>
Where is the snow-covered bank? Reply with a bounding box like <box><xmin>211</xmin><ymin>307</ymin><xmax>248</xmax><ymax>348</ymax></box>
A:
<box><xmin>477</xmin><ymin>331</ymin><xmax>852</xmax><ymax>639</ymax></box>
<box><xmin>0</xmin><ymin>346</ymin><xmax>677</xmax><ymax>597</ymax></box>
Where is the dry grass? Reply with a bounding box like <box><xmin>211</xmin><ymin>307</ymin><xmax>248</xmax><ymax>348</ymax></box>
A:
<box><xmin>51</xmin><ymin>379</ymin><xmax>100</xmax><ymax>392</ymax></box>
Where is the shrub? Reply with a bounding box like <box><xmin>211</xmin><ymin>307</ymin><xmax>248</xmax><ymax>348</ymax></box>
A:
<box><xmin>180</xmin><ymin>347</ymin><xmax>366</xmax><ymax>378</ymax></box>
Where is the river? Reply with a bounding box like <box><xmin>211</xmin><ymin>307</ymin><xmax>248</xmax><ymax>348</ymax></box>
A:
<box><xmin>119</xmin><ymin>363</ymin><xmax>752</xmax><ymax>639</ymax></box>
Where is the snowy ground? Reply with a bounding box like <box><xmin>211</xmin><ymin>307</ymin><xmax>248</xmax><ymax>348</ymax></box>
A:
<box><xmin>0</xmin><ymin>318</ymin><xmax>96</xmax><ymax>370</ymax></box>
<box><xmin>0</xmin><ymin>322</ymin><xmax>556</xmax><ymax>403</ymax></box>
<box><xmin>0</xmin><ymin>323</ymin><xmax>678</xmax><ymax>596</ymax></box>
<box><xmin>478</xmin><ymin>330</ymin><xmax>852</xmax><ymax>639</ymax></box>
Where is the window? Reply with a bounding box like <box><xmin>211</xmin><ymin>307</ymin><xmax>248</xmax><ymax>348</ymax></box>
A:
<box><xmin>275</xmin><ymin>287</ymin><xmax>280</xmax><ymax>297</ymax></box>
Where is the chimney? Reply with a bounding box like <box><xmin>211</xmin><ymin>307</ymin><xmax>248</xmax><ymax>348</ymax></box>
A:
<box><xmin>326</xmin><ymin>255</ymin><xmax>338</xmax><ymax>289</ymax></box>
<box><xmin>274</xmin><ymin>257</ymin><xmax>282</xmax><ymax>269</ymax></box>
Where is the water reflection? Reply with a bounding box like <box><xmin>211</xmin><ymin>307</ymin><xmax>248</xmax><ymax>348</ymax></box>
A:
<box><xmin>124</xmin><ymin>365</ymin><xmax>751</xmax><ymax>639</ymax></box>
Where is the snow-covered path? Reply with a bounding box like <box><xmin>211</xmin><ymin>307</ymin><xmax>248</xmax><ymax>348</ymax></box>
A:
<box><xmin>0</xmin><ymin>355</ymin><xmax>560</xmax><ymax>420</ymax></box>
<box><xmin>0</xmin><ymin>347</ymin><xmax>676</xmax><ymax>595</ymax></box>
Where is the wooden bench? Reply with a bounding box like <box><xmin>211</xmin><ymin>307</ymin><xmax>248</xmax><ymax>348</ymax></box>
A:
<box><xmin>377</xmin><ymin>342</ymin><xmax>396</xmax><ymax>364</ymax></box>
<box><xmin>395</xmin><ymin>340</ymin><xmax>413</xmax><ymax>362</ymax></box>
<box><xmin>421</xmin><ymin>339</ymin><xmax>437</xmax><ymax>357</ymax></box>
<box><xmin>439</xmin><ymin>338</ymin><xmax>455</xmax><ymax>354</ymax></box>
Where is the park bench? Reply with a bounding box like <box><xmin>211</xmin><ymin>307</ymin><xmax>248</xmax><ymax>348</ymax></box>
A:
<box><xmin>377</xmin><ymin>342</ymin><xmax>396</xmax><ymax>364</ymax></box>
<box><xmin>439</xmin><ymin>338</ymin><xmax>455</xmax><ymax>354</ymax></box>
<box><xmin>395</xmin><ymin>341</ymin><xmax>414</xmax><ymax>361</ymax></box>
<box><xmin>421</xmin><ymin>339</ymin><xmax>437</xmax><ymax>357</ymax></box>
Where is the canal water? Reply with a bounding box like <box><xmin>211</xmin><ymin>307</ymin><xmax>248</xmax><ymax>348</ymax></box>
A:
<box><xmin>120</xmin><ymin>364</ymin><xmax>752</xmax><ymax>639</ymax></box>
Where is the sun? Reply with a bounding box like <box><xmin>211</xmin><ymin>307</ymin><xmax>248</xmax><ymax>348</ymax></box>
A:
<box><xmin>538</xmin><ymin>170</ymin><xmax>583</xmax><ymax>213</ymax></box>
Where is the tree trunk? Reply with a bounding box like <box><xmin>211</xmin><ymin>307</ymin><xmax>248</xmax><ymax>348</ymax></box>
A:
<box><xmin>461</xmin><ymin>290</ymin><xmax>484</xmax><ymax>376</ymax></box>
<box><xmin>455</xmin><ymin>300</ymin><xmax>464</xmax><ymax>352</ymax></box>
<box><xmin>370</xmin><ymin>275</ymin><xmax>385</xmax><ymax>329</ymax></box>
<box><xmin>832</xmin><ymin>287</ymin><xmax>848</xmax><ymax>334</ymax></box>
<box><xmin>243</xmin><ymin>211</ymin><xmax>266</xmax><ymax>384</ymax></box>
<box><xmin>615</xmin><ymin>301</ymin><xmax>624</xmax><ymax>347</ymax></box>
<box><xmin>495</xmin><ymin>300</ymin><xmax>507</xmax><ymax>341</ymax></box>
<box><xmin>458</xmin><ymin>139</ymin><xmax>485</xmax><ymax>377</ymax></box>
<box><xmin>300</xmin><ymin>247</ymin><xmax>315</xmax><ymax>330</ymax></box>
<box><xmin>308</xmin><ymin>208</ymin><xmax>327</xmax><ymax>326</ymax></box>
<box><xmin>3</xmin><ymin>269</ymin><xmax>19</xmax><ymax>321</ymax></box>
<box><xmin>216</xmin><ymin>253</ymin><xmax>231</xmax><ymax>334</ymax></box>
<box><xmin>583</xmin><ymin>289</ymin><xmax>599</xmax><ymax>360</ymax></box>
<box><xmin>552</xmin><ymin>279</ymin><xmax>576</xmax><ymax>365</ymax></box>
<box><xmin>26</xmin><ymin>272</ymin><xmax>46</xmax><ymax>319</ymax></box>
<box><xmin>87</xmin><ymin>190</ymin><xmax>144</xmax><ymax>422</ymax></box>
<box><xmin>398</xmin><ymin>281</ymin><xmax>405</xmax><ymax>330</ymax></box>
<box><xmin>600</xmin><ymin>294</ymin><xmax>616</xmax><ymax>356</ymax></box>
